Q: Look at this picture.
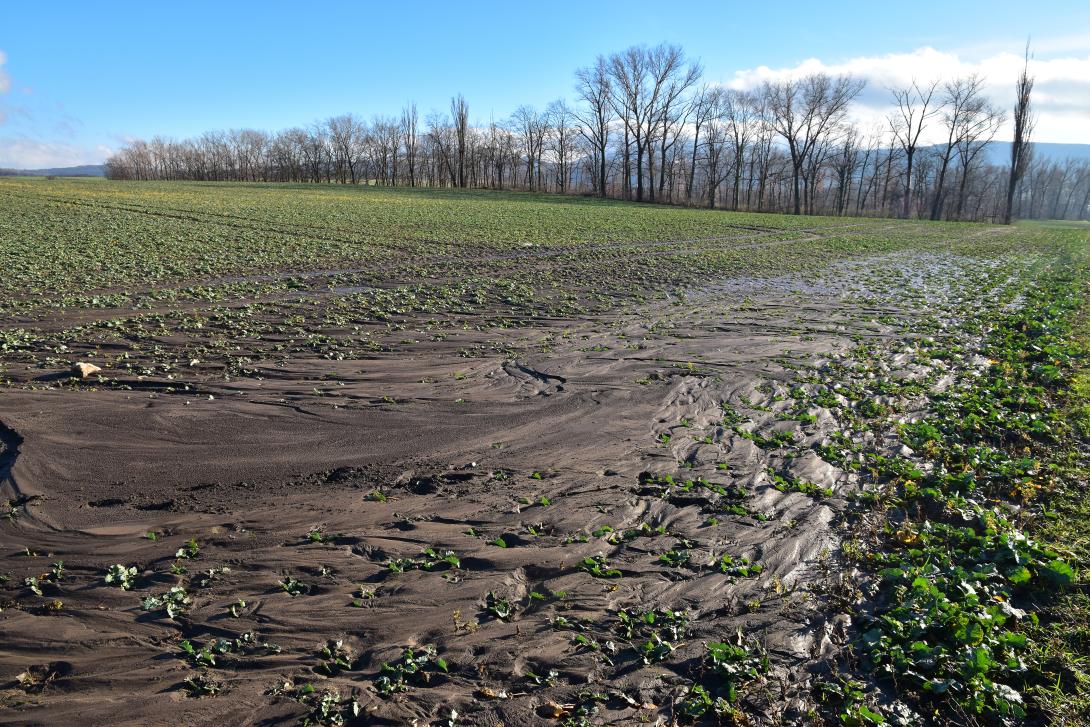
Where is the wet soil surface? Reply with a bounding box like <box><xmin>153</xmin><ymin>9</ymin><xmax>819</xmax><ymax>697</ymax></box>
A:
<box><xmin>0</xmin><ymin>234</ymin><xmax>1023</xmax><ymax>725</ymax></box>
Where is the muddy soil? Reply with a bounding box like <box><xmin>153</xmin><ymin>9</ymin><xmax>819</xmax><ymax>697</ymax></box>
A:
<box><xmin>0</xmin><ymin>243</ymin><xmax>996</xmax><ymax>725</ymax></box>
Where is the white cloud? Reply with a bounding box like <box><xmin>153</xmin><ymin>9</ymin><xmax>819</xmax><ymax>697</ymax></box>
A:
<box><xmin>0</xmin><ymin>50</ymin><xmax>11</xmax><ymax>94</ymax></box>
<box><xmin>0</xmin><ymin>137</ymin><xmax>112</xmax><ymax>169</ymax></box>
<box><xmin>726</xmin><ymin>46</ymin><xmax>1090</xmax><ymax>145</ymax></box>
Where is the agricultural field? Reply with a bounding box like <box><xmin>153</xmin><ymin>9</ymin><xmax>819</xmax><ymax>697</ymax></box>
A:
<box><xmin>0</xmin><ymin>177</ymin><xmax>1088</xmax><ymax>726</ymax></box>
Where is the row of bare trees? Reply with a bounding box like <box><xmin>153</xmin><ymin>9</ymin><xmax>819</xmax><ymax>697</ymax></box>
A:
<box><xmin>105</xmin><ymin>43</ymin><xmax>1090</xmax><ymax>223</ymax></box>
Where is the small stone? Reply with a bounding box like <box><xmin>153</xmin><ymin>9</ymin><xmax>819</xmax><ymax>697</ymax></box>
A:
<box><xmin>72</xmin><ymin>362</ymin><xmax>102</xmax><ymax>379</ymax></box>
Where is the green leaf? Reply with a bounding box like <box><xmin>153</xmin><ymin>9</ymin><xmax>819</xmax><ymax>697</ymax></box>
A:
<box><xmin>858</xmin><ymin>705</ymin><xmax>886</xmax><ymax>724</ymax></box>
<box><xmin>1006</xmin><ymin>565</ymin><xmax>1032</xmax><ymax>585</ymax></box>
<box><xmin>1041</xmin><ymin>559</ymin><xmax>1075</xmax><ymax>586</ymax></box>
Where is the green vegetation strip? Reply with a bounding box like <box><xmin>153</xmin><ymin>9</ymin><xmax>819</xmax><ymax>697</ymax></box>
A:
<box><xmin>836</xmin><ymin>252</ymin><xmax>1090</xmax><ymax>724</ymax></box>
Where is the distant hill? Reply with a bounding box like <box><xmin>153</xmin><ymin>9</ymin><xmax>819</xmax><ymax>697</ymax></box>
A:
<box><xmin>983</xmin><ymin>142</ymin><xmax>1090</xmax><ymax>166</ymax></box>
<box><xmin>0</xmin><ymin>164</ymin><xmax>106</xmax><ymax>177</ymax></box>
<box><xmin>916</xmin><ymin>141</ymin><xmax>1089</xmax><ymax>166</ymax></box>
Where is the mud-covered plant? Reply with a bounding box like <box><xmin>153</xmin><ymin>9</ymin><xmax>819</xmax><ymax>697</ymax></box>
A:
<box><xmin>142</xmin><ymin>586</ymin><xmax>192</xmax><ymax>619</ymax></box>
<box><xmin>717</xmin><ymin>553</ymin><xmax>764</xmax><ymax>579</ymax></box>
<box><xmin>525</xmin><ymin>668</ymin><xmax>559</xmax><ymax>687</ymax></box>
<box><xmin>658</xmin><ymin>548</ymin><xmax>692</xmax><ymax>568</ymax></box>
<box><xmin>279</xmin><ymin>575</ymin><xmax>311</xmax><ymax>596</ymax></box>
<box><xmin>768</xmin><ymin>469</ymin><xmax>833</xmax><ymax>498</ymax></box>
<box><xmin>373</xmin><ymin>645</ymin><xmax>449</xmax><ymax>696</ymax></box>
<box><xmin>350</xmin><ymin>586</ymin><xmax>376</xmax><ymax>608</ymax></box>
<box><xmin>423</xmin><ymin>547</ymin><xmax>462</xmax><ymax>569</ymax></box>
<box><xmin>386</xmin><ymin>546</ymin><xmax>460</xmax><ymax>572</ymax></box>
<box><xmin>104</xmin><ymin>562</ymin><xmax>138</xmax><ymax>592</ymax></box>
<box><xmin>577</xmin><ymin>554</ymin><xmax>621</xmax><ymax>578</ymax></box>
<box><xmin>680</xmin><ymin>683</ymin><xmax>720</xmax><ymax>718</ymax></box>
<box><xmin>293</xmin><ymin>687</ymin><xmax>362</xmax><ymax>726</ymax></box>
<box><xmin>183</xmin><ymin>672</ymin><xmax>222</xmax><ymax>697</ymax></box>
<box><xmin>179</xmin><ymin>639</ymin><xmax>220</xmax><ymax>667</ymax></box>
<box><xmin>484</xmin><ymin>591</ymin><xmax>514</xmax><ymax>620</ymax></box>
<box><xmin>572</xmin><ymin>634</ymin><xmax>616</xmax><ymax>666</ymax></box>
<box><xmin>692</xmin><ymin>636</ymin><xmax>770</xmax><ymax>706</ymax></box>
<box><xmin>638</xmin><ymin>632</ymin><xmax>678</xmax><ymax>664</ymax></box>
<box><xmin>617</xmin><ymin>608</ymin><xmax>689</xmax><ymax>642</ymax></box>
<box><xmin>23</xmin><ymin>575</ymin><xmax>43</xmax><ymax>596</ymax></box>
<box><xmin>814</xmin><ymin>678</ymin><xmax>886</xmax><ymax>726</ymax></box>
<box><xmin>315</xmin><ymin>639</ymin><xmax>354</xmax><ymax>676</ymax></box>
<box><xmin>175</xmin><ymin>538</ymin><xmax>200</xmax><ymax>559</ymax></box>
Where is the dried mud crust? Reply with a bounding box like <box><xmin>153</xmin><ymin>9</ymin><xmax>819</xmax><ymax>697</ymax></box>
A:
<box><xmin>0</xmin><ymin>245</ymin><xmax>1051</xmax><ymax>725</ymax></box>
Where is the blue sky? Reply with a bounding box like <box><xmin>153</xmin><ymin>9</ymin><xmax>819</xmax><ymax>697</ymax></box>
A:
<box><xmin>2</xmin><ymin>0</ymin><xmax>1089</xmax><ymax>167</ymax></box>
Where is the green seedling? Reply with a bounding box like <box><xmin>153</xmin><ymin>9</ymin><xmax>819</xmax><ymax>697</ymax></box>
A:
<box><xmin>315</xmin><ymin>639</ymin><xmax>354</xmax><ymax>676</ymax></box>
<box><xmin>142</xmin><ymin>586</ymin><xmax>192</xmax><ymax>619</ymax></box>
<box><xmin>105</xmin><ymin>564</ymin><xmax>138</xmax><ymax>590</ymax></box>
<box><xmin>717</xmin><ymin>554</ymin><xmax>764</xmax><ymax>579</ymax></box>
<box><xmin>175</xmin><ymin>539</ymin><xmax>200</xmax><ymax>559</ymax></box>
<box><xmin>484</xmin><ymin>592</ymin><xmax>514</xmax><ymax>620</ymax></box>
<box><xmin>577</xmin><ymin>555</ymin><xmax>621</xmax><ymax>578</ymax></box>
<box><xmin>279</xmin><ymin>575</ymin><xmax>310</xmax><ymax>596</ymax></box>
<box><xmin>374</xmin><ymin>645</ymin><xmax>448</xmax><ymax>696</ymax></box>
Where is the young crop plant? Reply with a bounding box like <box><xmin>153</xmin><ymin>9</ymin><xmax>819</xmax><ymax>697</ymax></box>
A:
<box><xmin>386</xmin><ymin>547</ymin><xmax>461</xmax><ymax>572</ymax></box>
<box><xmin>141</xmin><ymin>586</ymin><xmax>192</xmax><ymax>619</ymax></box>
<box><xmin>105</xmin><ymin>564</ymin><xmax>138</xmax><ymax>590</ymax></box>
<box><xmin>483</xmin><ymin>591</ymin><xmax>515</xmax><ymax>621</ymax></box>
<box><xmin>373</xmin><ymin>645</ymin><xmax>449</xmax><ymax>696</ymax></box>
<box><xmin>577</xmin><ymin>554</ymin><xmax>621</xmax><ymax>578</ymax></box>
<box><xmin>314</xmin><ymin>640</ymin><xmax>355</xmax><ymax>676</ymax></box>
<box><xmin>717</xmin><ymin>553</ymin><xmax>764</xmax><ymax>579</ymax></box>
<box><xmin>183</xmin><ymin>673</ymin><xmax>222</xmax><ymax>698</ymax></box>
<box><xmin>175</xmin><ymin>538</ymin><xmax>200</xmax><ymax>559</ymax></box>
<box><xmin>279</xmin><ymin>575</ymin><xmax>311</xmax><ymax>596</ymax></box>
<box><xmin>681</xmin><ymin>637</ymin><xmax>770</xmax><ymax>719</ymax></box>
<box><xmin>767</xmin><ymin>469</ymin><xmax>833</xmax><ymax>498</ymax></box>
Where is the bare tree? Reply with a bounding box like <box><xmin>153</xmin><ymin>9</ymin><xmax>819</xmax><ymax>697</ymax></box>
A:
<box><xmin>574</xmin><ymin>57</ymin><xmax>614</xmax><ymax>198</ymax></box>
<box><xmin>1005</xmin><ymin>45</ymin><xmax>1035</xmax><ymax>224</ymax></box>
<box><xmin>546</xmin><ymin>100</ymin><xmax>575</xmax><ymax>193</ymax></box>
<box><xmin>888</xmin><ymin>79</ymin><xmax>942</xmax><ymax>218</ymax></box>
<box><xmin>427</xmin><ymin>112</ymin><xmax>458</xmax><ymax>186</ymax></box>
<box><xmin>608</xmin><ymin>46</ymin><xmax>650</xmax><ymax>201</ymax></box>
<box><xmin>648</xmin><ymin>46</ymin><xmax>702</xmax><ymax>201</ymax></box>
<box><xmin>930</xmin><ymin>75</ymin><xmax>988</xmax><ymax>220</ymax></box>
<box><xmin>401</xmin><ymin>103</ymin><xmax>419</xmax><ymax>187</ymax></box>
<box><xmin>512</xmin><ymin>105</ymin><xmax>546</xmax><ymax>191</ymax></box>
<box><xmin>722</xmin><ymin>90</ymin><xmax>759</xmax><ymax>210</ymax></box>
<box><xmin>451</xmin><ymin>94</ymin><xmax>469</xmax><ymax>188</ymax></box>
<box><xmin>685</xmin><ymin>85</ymin><xmax>717</xmax><ymax>204</ymax></box>
<box><xmin>764</xmin><ymin>73</ymin><xmax>865</xmax><ymax>215</ymax></box>
<box><xmin>327</xmin><ymin>114</ymin><xmax>364</xmax><ymax>183</ymax></box>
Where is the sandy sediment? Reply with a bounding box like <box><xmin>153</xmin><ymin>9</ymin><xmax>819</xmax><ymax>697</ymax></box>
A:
<box><xmin>0</xmin><ymin>250</ymin><xmax>972</xmax><ymax>725</ymax></box>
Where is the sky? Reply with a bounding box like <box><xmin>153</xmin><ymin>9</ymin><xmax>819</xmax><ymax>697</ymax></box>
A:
<box><xmin>2</xmin><ymin>0</ymin><xmax>1089</xmax><ymax>168</ymax></box>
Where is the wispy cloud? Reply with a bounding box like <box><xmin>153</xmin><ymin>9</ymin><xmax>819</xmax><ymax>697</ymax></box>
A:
<box><xmin>0</xmin><ymin>136</ymin><xmax>113</xmax><ymax>169</ymax></box>
<box><xmin>0</xmin><ymin>50</ymin><xmax>11</xmax><ymax>94</ymax></box>
<box><xmin>0</xmin><ymin>51</ymin><xmax>111</xmax><ymax>168</ymax></box>
<box><xmin>726</xmin><ymin>45</ymin><xmax>1090</xmax><ymax>145</ymax></box>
